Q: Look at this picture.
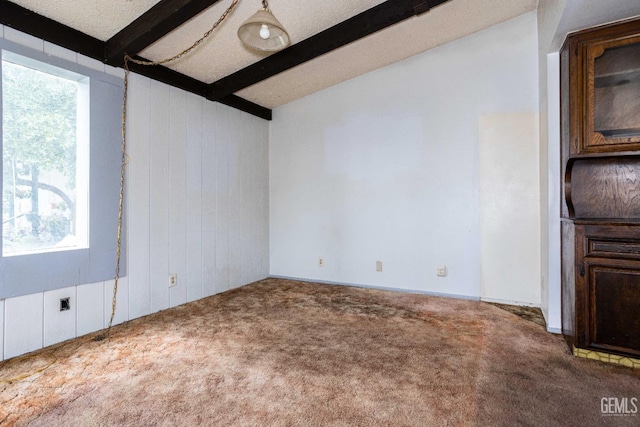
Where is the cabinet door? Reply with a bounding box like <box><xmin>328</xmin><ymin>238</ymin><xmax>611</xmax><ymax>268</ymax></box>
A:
<box><xmin>582</xmin><ymin>35</ymin><xmax>640</xmax><ymax>153</ymax></box>
<box><xmin>581</xmin><ymin>259</ymin><xmax>640</xmax><ymax>357</ymax></box>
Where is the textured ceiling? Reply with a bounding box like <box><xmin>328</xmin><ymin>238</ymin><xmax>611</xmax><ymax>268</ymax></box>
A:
<box><xmin>238</xmin><ymin>0</ymin><xmax>539</xmax><ymax>108</ymax></box>
<box><xmin>9</xmin><ymin>0</ymin><xmax>162</xmax><ymax>40</ymax></box>
<box><xmin>139</xmin><ymin>0</ymin><xmax>387</xmax><ymax>84</ymax></box>
<box><xmin>7</xmin><ymin>0</ymin><xmax>540</xmax><ymax>110</ymax></box>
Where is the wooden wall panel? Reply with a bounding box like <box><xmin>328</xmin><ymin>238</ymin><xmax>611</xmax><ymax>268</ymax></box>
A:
<box><xmin>127</xmin><ymin>73</ymin><xmax>152</xmax><ymax>319</ymax></box>
<box><xmin>168</xmin><ymin>88</ymin><xmax>188</xmax><ymax>308</ymax></box>
<box><xmin>186</xmin><ymin>93</ymin><xmax>204</xmax><ymax>303</ymax></box>
<box><xmin>43</xmin><ymin>286</ymin><xmax>77</xmax><ymax>347</ymax></box>
<box><xmin>149</xmin><ymin>80</ymin><xmax>172</xmax><ymax>313</ymax></box>
<box><xmin>76</xmin><ymin>282</ymin><xmax>104</xmax><ymax>337</ymax></box>
<box><xmin>201</xmin><ymin>101</ymin><xmax>218</xmax><ymax>297</ymax></box>
<box><xmin>228</xmin><ymin>110</ymin><xmax>243</xmax><ymax>290</ymax></box>
<box><xmin>104</xmin><ymin>277</ymin><xmax>129</xmax><ymax>327</ymax></box>
<box><xmin>0</xmin><ymin>27</ymin><xmax>269</xmax><ymax>360</ymax></box>
<box><xmin>215</xmin><ymin>104</ymin><xmax>231</xmax><ymax>294</ymax></box>
<box><xmin>4</xmin><ymin>293</ymin><xmax>43</xmax><ymax>359</ymax></box>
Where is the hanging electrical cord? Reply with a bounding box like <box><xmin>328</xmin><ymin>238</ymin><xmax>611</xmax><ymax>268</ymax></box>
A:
<box><xmin>94</xmin><ymin>0</ymin><xmax>241</xmax><ymax>342</ymax></box>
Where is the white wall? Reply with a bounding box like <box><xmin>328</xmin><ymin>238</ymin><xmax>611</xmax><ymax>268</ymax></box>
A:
<box><xmin>541</xmin><ymin>52</ymin><xmax>562</xmax><ymax>333</ymax></box>
<box><xmin>0</xmin><ymin>27</ymin><xmax>269</xmax><ymax>361</ymax></box>
<box><xmin>479</xmin><ymin>112</ymin><xmax>540</xmax><ymax>305</ymax></box>
<box><xmin>270</xmin><ymin>12</ymin><xmax>540</xmax><ymax>304</ymax></box>
<box><xmin>537</xmin><ymin>0</ymin><xmax>568</xmax><ymax>332</ymax></box>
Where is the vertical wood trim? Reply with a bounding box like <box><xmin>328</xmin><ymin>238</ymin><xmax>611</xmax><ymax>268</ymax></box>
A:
<box><xmin>186</xmin><ymin>93</ymin><xmax>204</xmax><ymax>303</ymax></box>
<box><xmin>216</xmin><ymin>106</ymin><xmax>231</xmax><ymax>292</ymax></box>
<box><xmin>261</xmin><ymin>121</ymin><xmax>270</xmax><ymax>279</ymax></box>
<box><xmin>228</xmin><ymin>110</ymin><xmax>242</xmax><ymax>289</ymax></box>
<box><xmin>127</xmin><ymin>74</ymin><xmax>152</xmax><ymax>319</ymax></box>
<box><xmin>149</xmin><ymin>80</ymin><xmax>171</xmax><ymax>313</ymax></box>
<box><xmin>168</xmin><ymin>88</ymin><xmax>188</xmax><ymax>308</ymax></box>
<box><xmin>202</xmin><ymin>101</ymin><xmax>218</xmax><ymax>297</ymax></box>
<box><xmin>239</xmin><ymin>114</ymin><xmax>250</xmax><ymax>286</ymax></box>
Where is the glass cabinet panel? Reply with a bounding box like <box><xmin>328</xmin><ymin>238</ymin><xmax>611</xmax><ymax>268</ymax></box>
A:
<box><xmin>584</xmin><ymin>36</ymin><xmax>640</xmax><ymax>152</ymax></box>
<box><xmin>594</xmin><ymin>42</ymin><xmax>640</xmax><ymax>139</ymax></box>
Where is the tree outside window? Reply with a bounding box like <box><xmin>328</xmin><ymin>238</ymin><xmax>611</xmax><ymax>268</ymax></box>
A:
<box><xmin>2</xmin><ymin>56</ymin><xmax>88</xmax><ymax>255</ymax></box>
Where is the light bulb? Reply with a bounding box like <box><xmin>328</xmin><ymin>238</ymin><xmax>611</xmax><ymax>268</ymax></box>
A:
<box><xmin>259</xmin><ymin>24</ymin><xmax>270</xmax><ymax>40</ymax></box>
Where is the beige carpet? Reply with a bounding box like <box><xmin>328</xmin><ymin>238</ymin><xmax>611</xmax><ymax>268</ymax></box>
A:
<box><xmin>1</xmin><ymin>278</ymin><xmax>639</xmax><ymax>426</ymax></box>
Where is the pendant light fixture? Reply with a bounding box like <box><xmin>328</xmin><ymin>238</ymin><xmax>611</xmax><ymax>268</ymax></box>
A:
<box><xmin>238</xmin><ymin>0</ymin><xmax>290</xmax><ymax>52</ymax></box>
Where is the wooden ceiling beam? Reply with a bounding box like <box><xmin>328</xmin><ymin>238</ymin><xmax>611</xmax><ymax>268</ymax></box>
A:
<box><xmin>413</xmin><ymin>0</ymin><xmax>450</xmax><ymax>16</ymax></box>
<box><xmin>208</xmin><ymin>0</ymin><xmax>451</xmax><ymax>101</ymax></box>
<box><xmin>127</xmin><ymin>56</ymin><xmax>272</xmax><ymax>120</ymax></box>
<box><xmin>104</xmin><ymin>0</ymin><xmax>224</xmax><ymax>66</ymax></box>
<box><xmin>0</xmin><ymin>1</ymin><xmax>270</xmax><ymax>120</ymax></box>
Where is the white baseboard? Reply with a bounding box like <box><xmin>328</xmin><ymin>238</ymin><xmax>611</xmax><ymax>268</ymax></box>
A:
<box><xmin>268</xmin><ymin>276</ymin><xmax>562</xmax><ymax>334</ymax></box>
<box><xmin>480</xmin><ymin>296</ymin><xmax>540</xmax><ymax>308</ymax></box>
<box><xmin>268</xmin><ymin>275</ymin><xmax>481</xmax><ymax>301</ymax></box>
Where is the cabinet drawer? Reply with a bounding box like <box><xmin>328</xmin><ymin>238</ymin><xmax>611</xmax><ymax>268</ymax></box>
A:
<box><xmin>587</xmin><ymin>237</ymin><xmax>640</xmax><ymax>260</ymax></box>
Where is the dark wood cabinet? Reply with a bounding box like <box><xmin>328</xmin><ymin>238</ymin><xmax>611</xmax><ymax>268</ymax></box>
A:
<box><xmin>561</xmin><ymin>18</ymin><xmax>640</xmax><ymax>359</ymax></box>
<box><xmin>562</xmin><ymin>221</ymin><xmax>640</xmax><ymax>357</ymax></box>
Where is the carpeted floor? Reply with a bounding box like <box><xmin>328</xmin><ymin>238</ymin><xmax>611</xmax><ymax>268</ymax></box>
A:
<box><xmin>1</xmin><ymin>278</ymin><xmax>639</xmax><ymax>426</ymax></box>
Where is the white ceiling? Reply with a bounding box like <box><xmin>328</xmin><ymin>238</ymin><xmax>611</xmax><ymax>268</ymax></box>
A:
<box><xmin>238</xmin><ymin>0</ymin><xmax>538</xmax><ymax>108</ymax></box>
<box><xmin>10</xmin><ymin>0</ymin><xmax>163</xmax><ymax>40</ymax></box>
<box><xmin>7</xmin><ymin>0</ymin><xmax>640</xmax><ymax>111</ymax></box>
<box><xmin>8</xmin><ymin>0</ymin><xmax>538</xmax><ymax>109</ymax></box>
<box><xmin>140</xmin><ymin>0</ymin><xmax>389</xmax><ymax>84</ymax></box>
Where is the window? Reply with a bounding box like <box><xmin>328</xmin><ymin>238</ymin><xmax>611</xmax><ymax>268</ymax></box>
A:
<box><xmin>2</xmin><ymin>52</ymin><xmax>89</xmax><ymax>256</ymax></box>
<box><xmin>0</xmin><ymin>40</ymin><xmax>124</xmax><ymax>299</ymax></box>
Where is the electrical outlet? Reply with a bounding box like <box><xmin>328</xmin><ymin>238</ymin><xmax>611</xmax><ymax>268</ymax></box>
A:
<box><xmin>169</xmin><ymin>273</ymin><xmax>177</xmax><ymax>287</ymax></box>
<box><xmin>376</xmin><ymin>261</ymin><xmax>383</xmax><ymax>272</ymax></box>
<box><xmin>437</xmin><ymin>265</ymin><xmax>447</xmax><ymax>277</ymax></box>
<box><xmin>318</xmin><ymin>257</ymin><xmax>324</xmax><ymax>267</ymax></box>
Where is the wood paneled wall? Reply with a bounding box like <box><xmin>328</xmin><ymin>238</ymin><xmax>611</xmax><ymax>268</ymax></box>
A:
<box><xmin>0</xmin><ymin>27</ymin><xmax>269</xmax><ymax>360</ymax></box>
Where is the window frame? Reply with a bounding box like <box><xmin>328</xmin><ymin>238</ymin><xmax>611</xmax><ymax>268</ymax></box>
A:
<box><xmin>2</xmin><ymin>50</ymin><xmax>90</xmax><ymax>257</ymax></box>
<box><xmin>0</xmin><ymin>39</ymin><xmax>125</xmax><ymax>299</ymax></box>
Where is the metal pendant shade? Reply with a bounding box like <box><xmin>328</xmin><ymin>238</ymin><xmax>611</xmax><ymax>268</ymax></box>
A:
<box><xmin>238</xmin><ymin>6</ymin><xmax>290</xmax><ymax>52</ymax></box>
